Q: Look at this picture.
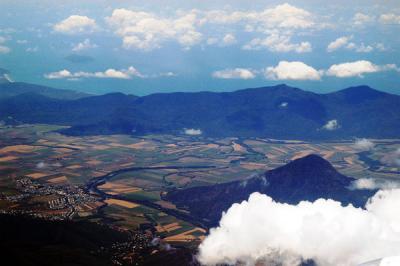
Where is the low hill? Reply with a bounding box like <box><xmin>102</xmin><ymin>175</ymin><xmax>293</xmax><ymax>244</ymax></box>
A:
<box><xmin>166</xmin><ymin>154</ymin><xmax>376</xmax><ymax>227</ymax></box>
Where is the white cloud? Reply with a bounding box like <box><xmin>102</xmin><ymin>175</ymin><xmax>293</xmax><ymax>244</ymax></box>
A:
<box><xmin>206</xmin><ymin>34</ymin><xmax>237</xmax><ymax>47</ymax></box>
<box><xmin>280</xmin><ymin>102</ymin><xmax>289</xmax><ymax>108</ymax></box>
<box><xmin>212</xmin><ymin>68</ymin><xmax>255</xmax><ymax>79</ymax></box>
<box><xmin>376</xmin><ymin>43</ymin><xmax>387</xmax><ymax>51</ymax></box>
<box><xmin>328</xmin><ymin>36</ymin><xmax>384</xmax><ymax>53</ymax></box>
<box><xmin>106</xmin><ymin>9</ymin><xmax>202</xmax><ymax>51</ymax></box>
<box><xmin>354</xmin><ymin>138</ymin><xmax>375</xmax><ymax>151</ymax></box>
<box><xmin>204</xmin><ymin>3</ymin><xmax>314</xmax><ymax>30</ymax></box>
<box><xmin>17</xmin><ymin>39</ymin><xmax>28</xmax><ymax>44</ymax></box>
<box><xmin>322</xmin><ymin>119</ymin><xmax>339</xmax><ymax>130</ymax></box>
<box><xmin>379</xmin><ymin>13</ymin><xmax>400</xmax><ymax>24</ymax></box>
<box><xmin>44</xmin><ymin>66</ymin><xmax>144</xmax><ymax>80</ymax></box>
<box><xmin>184</xmin><ymin>128</ymin><xmax>202</xmax><ymax>135</ymax></box>
<box><xmin>206</xmin><ymin>37</ymin><xmax>218</xmax><ymax>45</ymax></box>
<box><xmin>327</xmin><ymin>36</ymin><xmax>351</xmax><ymax>52</ymax></box>
<box><xmin>222</xmin><ymin>33</ymin><xmax>236</xmax><ymax>45</ymax></box>
<box><xmin>0</xmin><ymin>45</ymin><xmax>10</xmax><ymax>54</ymax></box>
<box><xmin>0</xmin><ymin>36</ymin><xmax>10</xmax><ymax>54</ymax></box>
<box><xmin>353</xmin><ymin>13</ymin><xmax>375</xmax><ymax>26</ymax></box>
<box><xmin>198</xmin><ymin>190</ymin><xmax>400</xmax><ymax>266</ymax></box>
<box><xmin>26</xmin><ymin>47</ymin><xmax>39</xmax><ymax>53</ymax></box>
<box><xmin>351</xmin><ymin>178</ymin><xmax>400</xmax><ymax>190</ymax></box>
<box><xmin>105</xmin><ymin>4</ymin><xmax>316</xmax><ymax>51</ymax></box>
<box><xmin>325</xmin><ymin>60</ymin><xmax>397</xmax><ymax>78</ymax></box>
<box><xmin>352</xmin><ymin>43</ymin><xmax>374</xmax><ymax>53</ymax></box>
<box><xmin>54</xmin><ymin>15</ymin><xmax>97</xmax><ymax>34</ymax></box>
<box><xmin>243</xmin><ymin>32</ymin><xmax>312</xmax><ymax>53</ymax></box>
<box><xmin>72</xmin><ymin>38</ymin><xmax>98</xmax><ymax>52</ymax></box>
<box><xmin>157</xmin><ymin>72</ymin><xmax>177</xmax><ymax>77</ymax></box>
<box><xmin>265</xmin><ymin>61</ymin><xmax>321</xmax><ymax>81</ymax></box>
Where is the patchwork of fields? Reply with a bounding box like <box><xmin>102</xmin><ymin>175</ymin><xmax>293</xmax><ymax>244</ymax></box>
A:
<box><xmin>0</xmin><ymin>124</ymin><xmax>399</xmax><ymax>245</ymax></box>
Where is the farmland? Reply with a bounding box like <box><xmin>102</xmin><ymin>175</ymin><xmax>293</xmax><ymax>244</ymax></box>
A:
<box><xmin>0</xmin><ymin>124</ymin><xmax>399</xmax><ymax>245</ymax></box>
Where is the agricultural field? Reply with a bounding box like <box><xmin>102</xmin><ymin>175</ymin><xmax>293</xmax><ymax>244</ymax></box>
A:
<box><xmin>0</xmin><ymin>124</ymin><xmax>399</xmax><ymax>245</ymax></box>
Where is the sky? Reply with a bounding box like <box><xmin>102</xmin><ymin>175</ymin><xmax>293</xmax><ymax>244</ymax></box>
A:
<box><xmin>0</xmin><ymin>0</ymin><xmax>399</xmax><ymax>95</ymax></box>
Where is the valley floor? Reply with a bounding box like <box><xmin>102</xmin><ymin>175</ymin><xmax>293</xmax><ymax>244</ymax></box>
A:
<box><xmin>0</xmin><ymin>124</ymin><xmax>399</xmax><ymax>250</ymax></box>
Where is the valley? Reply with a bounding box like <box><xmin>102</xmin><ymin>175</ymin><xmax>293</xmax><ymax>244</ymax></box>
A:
<box><xmin>0</xmin><ymin>123</ymin><xmax>399</xmax><ymax>247</ymax></box>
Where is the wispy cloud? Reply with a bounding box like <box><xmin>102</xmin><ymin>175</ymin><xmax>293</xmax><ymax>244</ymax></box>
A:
<box><xmin>212</xmin><ymin>68</ymin><xmax>256</xmax><ymax>79</ymax></box>
<box><xmin>72</xmin><ymin>38</ymin><xmax>98</xmax><ymax>52</ymax></box>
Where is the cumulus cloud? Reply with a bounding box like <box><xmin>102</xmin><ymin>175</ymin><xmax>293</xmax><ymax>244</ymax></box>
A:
<box><xmin>322</xmin><ymin>119</ymin><xmax>339</xmax><ymax>131</ymax></box>
<box><xmin>198</xmin><ymin>190</ymin><xmax>400</xmax><ymax>266</ymax></box>
<box><xmin>353</xmin><ymin>13</ymin><xmax>375</xmax><ymax>26</ymax></box>
<box><xmin>243</xmin><ymin>32</ymin><xmax>312</xmax><ymax>53</ymax></box>
<box><xmin>354</xmin><ymin>138</ymin><xmax>375</xmax><ymax>151</ymax></box>
<box><xmin>327</xmin><ymin>36</ymin><xmax>352</xmax><ymax>52</ymax></box>
<box><xmin>54</xmin><ymin>15</ymin><xmax>97</xmax><ymax>34</ymax></box>
<box><xmin>350</xmin><ymin>43</ymin><xmax>374</xmax><ymax>53</ymax></box>
<box><xmin>360</xmin><ymin>256</ymin><xmax>400</xmax><ymax>266</ymax></box>
<box><xmin>184</xmin><ymin>128</ymin><xmax>202</xmax><ymax>135</ymax></box>
<box><xmin>72</xmin><ymin>38</ymin><xmax>98</xmax><ymax>52</ymax></box>
<box><xmin>212</xmin><ymin>68</ymin><xmax>255</xmax><ymax>79</ymax></box>
<box><xmin>106</xmin><ymin>8</ymin><xmax>202</xmax><ymax>50</ymax></box>
<box><xmin>327</xmin><ymin>36</ymin><xmax>381</xmax><ymax>53</ymax></box>
<box><xmin>222</xmin><ymin>33</ymin><xmax>237</xmax><ymax>45</ymax></box>
<box><xmin>206</xmin><ymin>34</ymin><xmax>237</xmax><ymax>47</ymax></box>
<box><xmin>379</xmin><ymin>13</ymin><xmax>400</xmax><ymax>24</ymax></box>
<box><xmin>204</xmin><ymin>3</ymin><xmax>314</xmax><ymax>30</ymax></box>
<box><xmin>44</xmin><ymin>66</ymin><xmax>144</xmax><ymax>80</ymax></box>
<box><xmin>325</xmin><ymin>60</ymin><xmax>397</xmax><ymax>78</ymax></box>
<box><xmin>104</xmin><ymin>4</ymin><xmax>316</xmax><ymax>51</ymax></box>
<box><xmin>265</xmin><ymin>61</ymin><xmax>322</xmax><ymax>81</ymax></box>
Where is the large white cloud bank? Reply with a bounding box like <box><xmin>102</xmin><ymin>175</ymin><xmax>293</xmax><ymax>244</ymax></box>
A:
<box><xmin>198</xmin><ymin>190</ymin><xmax>400</xmax><ymax>266</ymax></box>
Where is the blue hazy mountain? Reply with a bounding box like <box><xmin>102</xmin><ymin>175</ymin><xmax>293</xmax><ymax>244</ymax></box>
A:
<box><xmin>166</xmin><ymin>154</ymin><xmax>376</xmax><ymax>226</ymax></box>
<box><xmin>0</xmin><ymin>83</ymin><xmax>399</xmax><ymax>139</ymax></box>
<box><xmin>0</xmin><ymin>82</ymin><xmax>91</xmax><ymax>100</ymax></box>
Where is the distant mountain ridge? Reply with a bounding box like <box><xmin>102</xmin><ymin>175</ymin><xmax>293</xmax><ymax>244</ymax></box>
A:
<box><xmin>0</xmin><ymin>82</ymin><xmax>91</xmax><ymax>100</ymax></box>
<box><xmin>0</xmin><ymin>83</ymin><xmax>399</xmax><ymax>139</ymax></box>
<box><xmin>166</xmin><ymin>154</ymin><xmax>376</xmax><ymax>227</ymax></box>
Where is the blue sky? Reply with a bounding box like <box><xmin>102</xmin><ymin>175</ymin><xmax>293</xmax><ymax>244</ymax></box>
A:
<box><xmin>0</xmin><ymin>0</ymin><xmax>399</xmax><ymax>95</ymax></box>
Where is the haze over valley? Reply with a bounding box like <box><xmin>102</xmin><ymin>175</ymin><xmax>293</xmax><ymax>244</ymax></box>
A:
<box><xmin>1</xmin><ymin>1</ymin><xmax>400</xmax><ymax>266</ymax></box>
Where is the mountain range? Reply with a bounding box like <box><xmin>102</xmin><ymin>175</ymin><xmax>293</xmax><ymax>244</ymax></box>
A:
<box><xmin>0</xmin><ymin>82</ymin><xmax>90</xmax><ymax>100</ymax></box>
<box><xmin>166</xmin><ymin>154</ymin><xmax>376</xmax><ymax>227</ymax></box>
<box><xmin>1</xmin><ymin>82</ymin><xmax>399</xmax><ymax>139</ymax></box>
